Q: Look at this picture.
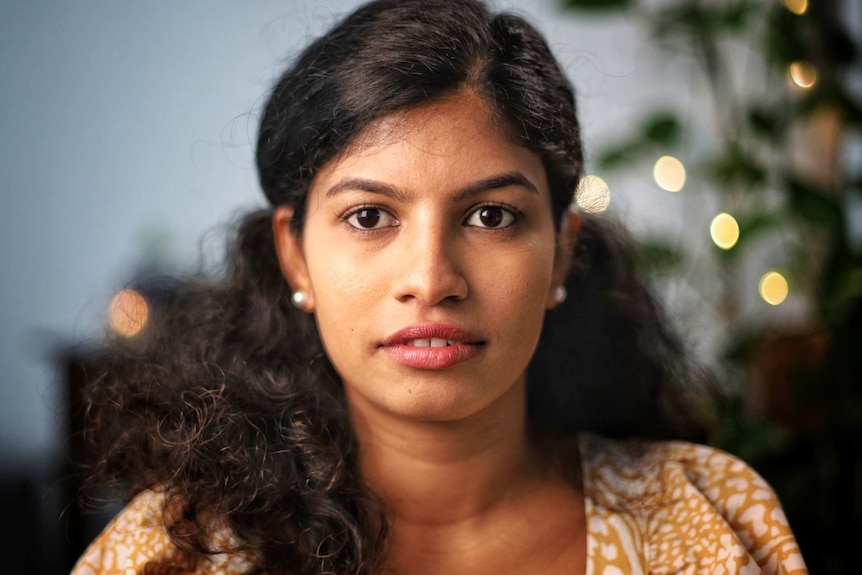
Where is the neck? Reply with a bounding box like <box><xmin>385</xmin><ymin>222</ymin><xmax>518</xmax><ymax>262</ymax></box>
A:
<box><xmin>348</xmin><ymin>378</ymin><xmax>538</xmax><ymax>528</ymax></box>
<box><xmin>347</xmin><ymin>378</ymin><xmax>588</xmax><ymax>575</ymax></box>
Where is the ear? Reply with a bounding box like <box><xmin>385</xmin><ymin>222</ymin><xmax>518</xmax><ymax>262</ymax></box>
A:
<box><xmin>273</xmin><ymin>206</ymin><xmax>315</xmax><ymax>312</ymax></box>
<box><xmin>546</xmin><ymin>208</ymin><xmax>581</xmax><ymax>310</ymax></box>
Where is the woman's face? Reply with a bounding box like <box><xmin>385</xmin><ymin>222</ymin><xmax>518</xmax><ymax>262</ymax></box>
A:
<box><xmin>276</xmin><ymin>92</ymin><xmax>568</xmax><ymax>423</ymax></box>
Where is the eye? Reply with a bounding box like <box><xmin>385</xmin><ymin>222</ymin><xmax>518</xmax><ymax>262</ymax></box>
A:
<box><xmin>464</xmin><ymin>205</ymin><xmax>518</xmax><ymax>229</ymax></box>
<box><xmin>345</xmin><ymin>207</ymin><xmax>398</xmax><ymax>230</ymax></box>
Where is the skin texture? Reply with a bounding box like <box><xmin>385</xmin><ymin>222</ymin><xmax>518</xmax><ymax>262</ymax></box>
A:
<box><xmin>274</xmin><ymin>92</ymin><xmax>585</xmax><ymax>575</ymax></box>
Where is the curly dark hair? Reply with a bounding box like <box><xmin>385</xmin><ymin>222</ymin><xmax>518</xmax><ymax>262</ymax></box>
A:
<box><xmin>81</xmin><ymin>1</ymin><xmax>714</xmax><ymax>573</ymax></box>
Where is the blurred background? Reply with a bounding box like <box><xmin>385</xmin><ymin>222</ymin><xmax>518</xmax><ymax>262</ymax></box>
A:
<box><xmin>0</xmin><ymin>0</ymin><xmax>859</xmax><ymax>573</ymax></box>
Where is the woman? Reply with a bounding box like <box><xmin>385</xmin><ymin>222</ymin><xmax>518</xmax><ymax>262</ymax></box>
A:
<box><xmin>72</xmin><ymin>1</ymin><xmax>807</xmax><ymax>574</ymax></box>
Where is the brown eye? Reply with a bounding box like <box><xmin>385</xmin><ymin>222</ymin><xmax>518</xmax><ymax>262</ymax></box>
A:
<box><xmin>346</xmin><ymin>208</ymin><xmax>397</xmax><ymax>230</ymax></box>
<box><xmin>355</xmin><ymin>209</ymin><xmax>380</xmax><ymax>228</ymax></box>
<box><xmin>465</xmin><ymin>205</ymin><xmax>517</xmax><ymax>229</ymax></box>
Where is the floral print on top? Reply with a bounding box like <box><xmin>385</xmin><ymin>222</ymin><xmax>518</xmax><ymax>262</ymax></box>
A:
<box><xmin>578</xmin><ymin>435</ymin><xmax>807</xmax><ymax>575</ymax></box>
<box><xmin>72</xmin><ymin>435</ymin><xmax>808</xmax><ymax>575</ymax></box>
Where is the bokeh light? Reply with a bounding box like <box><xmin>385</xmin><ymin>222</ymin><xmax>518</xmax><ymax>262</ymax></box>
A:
<box><xmin>575</xmin><ymin>174</ymin><xmax>611</xmax><ymax>214</ymax></box>
<box><xmin>789</xmin><ymin>61</ymin><xmax>817</xmax><ymax>89</ymax></box>
<box><xmin>653</xmin><ymin>155</ymin><xmax>686</xmax><ymax>192</ymax></box>
<box><xmin>759</xmin><ymin>271</ymin><xmax>789</xmax><ymax>306</ymax></box>
<box><xmin>109</xmin><ymin>289</ymin><xmax>150</xmax><ymax>338</ymax></box>
<box><xmin>784</xmin><ymin>0</ymin><xmax>808</xmax><ymax>15</ymax></box>
<box><xmin>710</xmin><ymin>212</ymin><xmax>740</xmax><ymax>250</ymax></box>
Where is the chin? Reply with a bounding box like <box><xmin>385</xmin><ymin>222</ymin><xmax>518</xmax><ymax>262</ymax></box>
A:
<box><xmin>360</xmin><ymin>376</ymin><xmax>522</xmax><ymax>424</ymax></box>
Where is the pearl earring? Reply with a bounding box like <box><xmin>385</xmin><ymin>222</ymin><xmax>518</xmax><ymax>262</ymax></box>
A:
<box><xmin>291</xmin><ymin>291</ymin><xmax>308</xmax><ymax>309</ymax></box>
<box><xmin>553</xmin><ymin>285</ymin><xmax>567</xmax><ymax>304</ymax></box>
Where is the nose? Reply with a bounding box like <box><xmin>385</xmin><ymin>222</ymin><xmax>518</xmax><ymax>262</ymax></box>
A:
<box><xmin>392</xmin><ymin>222</ymin><xmax>468</xmax><ymax>306</ymax></box>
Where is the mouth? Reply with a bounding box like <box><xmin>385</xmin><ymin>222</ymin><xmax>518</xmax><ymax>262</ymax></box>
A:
<box><xmin>382</xmin><ymin>323</ymin><xmax>482</xmax><ymax>346</ymax></box>
<box><xmin>404</xmin><ymin>338</ymin><xmax>458</xmax><ymax>347</ymax></box>
<box><xmin>381</xmin><ymin>324</ymin><xmax>484</xmax><ymax>370</ymax></box>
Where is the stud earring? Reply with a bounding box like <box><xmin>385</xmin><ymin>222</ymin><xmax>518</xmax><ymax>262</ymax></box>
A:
<box><xmin>291</xmin><ymin>291</ymin><xmax>308</xmax><ymax>309</ymax></box>
<box><xmin>553</xmin><ymin>285</ymin><xmax>567</xmax><ymax>304</ymax></box>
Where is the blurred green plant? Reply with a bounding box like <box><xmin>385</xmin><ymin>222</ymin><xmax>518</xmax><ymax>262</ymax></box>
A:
<box><xmin>562</xmin><ymin>0</ymin><xmax>861</xmax><ymax>571</ymax></box>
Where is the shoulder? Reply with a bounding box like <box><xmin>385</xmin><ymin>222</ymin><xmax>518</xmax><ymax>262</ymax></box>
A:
<box><xmin>580</xmin><ymin>435</ymin><xmax>783</xmax><ymax>512</ymax></box>
<box><xmin>71</xmin><ymin>491</ymin><xmax>250</xmax><ymax>575</ymax></box>
<box><xmin>579</xmin><ymin>434</ymin><xmax>808</xmax><ymax>575</ymax></box>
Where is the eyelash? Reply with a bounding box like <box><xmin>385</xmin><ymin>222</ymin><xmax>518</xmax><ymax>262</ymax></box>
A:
<box><xmin>339</xmin><ymin>202</ymin><xmax>523</xmax><ymax>232</ymax></box>
<box><xmin>463</xmin><ymin>202</ymin><xmax>522</xmax><ymax>230</ymax></box>
<box><xmin>341</xmin><ymin>204</ymin><xmax>399</xmax><ymax>232</ymax></box>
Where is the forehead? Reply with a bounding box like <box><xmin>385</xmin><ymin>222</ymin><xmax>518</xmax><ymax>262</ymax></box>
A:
<box><xmin>354</xmin><ymin>92</ymin><xmax>504</xmax><ymax>149</ymax></box>
<box><xmin>312</xmin><ymin>92</ymin><xmax>547</xmax><ymax>192</ymax></box>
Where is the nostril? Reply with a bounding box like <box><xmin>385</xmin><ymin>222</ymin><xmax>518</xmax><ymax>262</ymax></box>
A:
<box><xmin>392</xmin><ymin>268</ymin><xmax>468</xmax><ymax>305</ymax></box>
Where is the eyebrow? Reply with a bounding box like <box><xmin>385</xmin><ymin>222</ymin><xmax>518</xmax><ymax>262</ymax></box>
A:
<box><xmin>324</xmin><ymin>172</ymin><xmax>539</xmax><ymax>202</ymax></box>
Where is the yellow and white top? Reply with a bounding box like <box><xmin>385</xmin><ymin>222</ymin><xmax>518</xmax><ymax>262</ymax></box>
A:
<box><xmin>579</xmin><ymin>435</ymin><xmax>807</xmax><ymax>575</ymax></box>
<box><xmin>72</xmin><ymin>435</ymin><xmax>808</xmax><ymax>575</ymax></box>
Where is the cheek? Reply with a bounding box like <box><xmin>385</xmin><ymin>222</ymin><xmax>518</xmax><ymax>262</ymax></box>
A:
<box><xmin>303</xmin><ymin>237</ymin><xmax>386</xmax><ymax>331</ymax></box>
<box><xmin>482</xmin><ymin>248</ymin><xmax>555</xmax><ymax>323</ymax></box>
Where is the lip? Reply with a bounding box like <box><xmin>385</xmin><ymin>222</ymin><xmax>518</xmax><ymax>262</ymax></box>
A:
<box><xmin>381</xmin><ymin>323</ymin><xmax>484</xmax><ymax>370</ymax></box>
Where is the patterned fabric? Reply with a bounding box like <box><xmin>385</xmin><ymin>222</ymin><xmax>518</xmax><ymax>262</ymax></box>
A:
<box><xmin>580</xmin><ymin>435</ymin><xmax>808</xmax><ymax>575</ymax></box>
<box><xmin>71</xmin><ymin>492</ymin><xmax>250</xmax><ymax>575</ymax></box>
<box><xmin>72</xmin><ymin>436</ymin><xmax>808</xmax><ymax>574</ymax></box>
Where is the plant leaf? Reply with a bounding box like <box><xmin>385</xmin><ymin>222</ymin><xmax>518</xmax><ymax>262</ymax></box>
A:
<box><xmin>642</xmin><ymin>113</ymin><xmax>681</xmax><ymax>145</ymax></box>
<box><xmin>747</xmin><ymin>105</ymin><xmax>788</xmax><ymax>142</ymax></box>
<box><xmin>705</xmin><ymin>144</ymin><xmax>767</xmax><ymax>189</ymax></box>
<box><xmin>561</xmin><ymin>0</ymin><xmax>634</xmax><ymax>11</ymax></box>
<box><xmin>639</xmin><ymin>240</ymin><xmax>684</xmax><ymax>275</ymax></box>
<box><xmin>785</xmin><ymin>176</ymin><xmax>844</xmax><ymax>231</ymax></box>
<box><xmin>734</xmin><ymin>211</ymin><xmax>786</xmax><ymax>250</ymax></box>
<box><xmin>596</xmin><ymin>140</ymin><xmax>645</xmax><ymax>170</ymax></box>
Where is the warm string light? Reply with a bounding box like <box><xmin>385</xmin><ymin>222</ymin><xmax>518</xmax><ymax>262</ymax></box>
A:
<box><xmin>784</xmin><ymin>0</ymin><xmax>808</xmax><ymax>15</ymax></box>
<box><xmin>575</xmin><ymin>174</ymin><xmax>611</xmax><ymax>214</ymax></box>
<box><xmin>759</xmin><ymin>271</ymin><xmax>789</xmax><ymax>306</ymax></box>
<box><xmin>789</xmin><ymin>61</ymin><xmax>817</xmax><ymax>89</ymax></box>
<box><xmin>710</xmin><ymin>212</ymin><xmax>740</xmax><ymax>250</ymax></box>
<box><xmin>653</xmin><ymin>155</ymin><xmax>686</xmax><ymax>192</ymax></box>
<box><xmin>109</xmin><ymin>289</ymin><xmax>150</xmax><ymax>337</ymax></box>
